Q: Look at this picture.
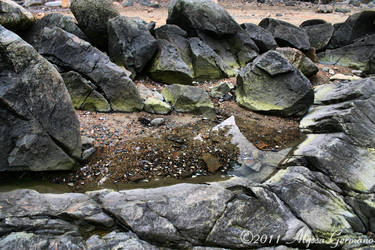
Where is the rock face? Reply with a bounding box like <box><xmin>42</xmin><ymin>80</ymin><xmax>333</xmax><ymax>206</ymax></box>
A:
<box><xmin>167</xmin><ymin>0</ymin><xmax>240</xmax><ymax>38</ymax></box>
<box><xmin>286</xmin><ymin>78</ymin><xmax>375</xmax><ymax>193</ymax></box>
<box><xmin>148</xmin><ymin>39</ymin><xmax>194</xmax><ymax>85</ymax></box>
<box><xmin>162</xmin><ymin>84</ymin><xmax>215</xmax><ymax>118</ymax></box>
<box><xmin>0</xmin><ymin>0</ymin><xmax>35</xmax><ymax>32</ymax></box>
<box><xmin>22</xmin><ymin>13</ymin><xmax>88</xmax><ymax>50</ymax></box>
<box><xmin>241</xmin><ymin>22</ymin><xmax>277</xmax><ymax>53</ymax></box>
<box><xmin>61</xmin><ymin>71</ymin><xmax>111</xmax><ymax>112</ymax></box>
<box><xmin>108</xmin><ymin>16</ymin><xmax>158</xmax><ymax>74</ymax></box>
<box><xmin>276</xmin><ymin>47</ymin><xmax>319</xmax><ymax>77</ymax></box>
<box><xmin>0</xmin><ymin>25</ymin><xmax>81</xmax><ymax>171</ymax></box>
<box><xmin>236</xmin><ymin>51</ymin><xmax>314</xmax><ymax>116</ymax></box>
<box><xmin>301</xmin><ymin>21</ymin><xmax>334</xmax><ymax>51</ymax></box>
<box><xmin>259</xmin><ymin>18</ymin><xmax>310</xmax><ymax>51</ymax></box>
<box><xmin>38</xmin><ymin>27</ymin><xmax>143</xmax><ymax>112</ymax></box>
<box><xmin>328</xmin><ymin>11</ymin><xmax>375</xmax><ymax>49</ymax></box>
<box><xmin>70</xmin><ymin>0</ymin><xmax>119</xmax><ymax>49</ymax></box>
<box><xmin>318</xmin><ymin>34</ymin><xmax>375</xmax><ymax>74</ymax></box>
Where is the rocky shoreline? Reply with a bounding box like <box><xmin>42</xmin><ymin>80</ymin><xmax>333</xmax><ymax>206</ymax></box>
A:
<box><xmin>1</xmin><ymin>0</ymin><xmax>375</xmax><ymax>248</ymax></box>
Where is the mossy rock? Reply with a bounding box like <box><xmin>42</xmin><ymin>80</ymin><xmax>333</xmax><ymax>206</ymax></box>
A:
<box><xmin>144</xmin><ymin>97</ymin><xmax>172</xmax><ymax>115</ymax></box>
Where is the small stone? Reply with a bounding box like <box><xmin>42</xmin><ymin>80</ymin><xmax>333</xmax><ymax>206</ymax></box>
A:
<box><xmin>329</xmin><ymin>69</ymin><xmax>335</xmax><ymax>75</ymax></box>
<box><xmin>201</xmin><ymin>153</ymin><xmax>222</xmax><ymax>173</ymax></box>
<box><xmin>151</xmin><ymin>118</ymin><xmax>165</xmax><ymax>127</ymax></box>
<box><xmin>44</xmin><ymin>1</ymin><xmax>62</xmax><ymax>7</ymax></box>
<box><xmin>330</xmin><ymin>73</ymin><xmax>362</xmax><ymax>81</ymax></box>
<box><xmin>276</xmin><ymin>13</ymin><xmax>283</xmax><ymax>16</ymax></box>
<box><xmin>82</xmin><ymin>148</ymin><xmax>96</xmax><ymax>161</ymax></box>
<box><xmin>352</xmin><ymin>70</ymin><xmax>363</xmax><ymax>77</ymax></box>
<box><xmin>210</xmin><ymin>82</ymin><xmax>234</xmax><ymax>98</ymax></box>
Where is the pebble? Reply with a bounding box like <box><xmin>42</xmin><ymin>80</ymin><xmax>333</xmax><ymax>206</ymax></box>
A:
<box><xmin>329</xmin><ymin>69</ymin><xmax>335</xmax><ymax>75</ymax></box>
<box><xmin>151</xmin><ymin>118</ymin><xmax>165</xmax><ymax>126</ymax></box>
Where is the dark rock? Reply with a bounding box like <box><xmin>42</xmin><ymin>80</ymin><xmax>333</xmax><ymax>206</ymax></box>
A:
<box><xmin>318</xmin><ymin>34</ymin><xmax>375</xmax><ymax>74</ymax></box>
<box><xmin>236</xmin><ymin>51</ymin><xmax>314</xmax><ymax>116</ymax></box>
<box><xmin>154</xmin><ymin>24</ymin><xmax>193</xmax><ymax>75</ymax></box>
<box><xmin>316</xmin><ymin>4</ymin><xmax>333</xmax><ymax>13</ymax></box>
<box><xmin>276</xmin><ymin>47</ymin><xmax>319</xmax><ymax>77</ymax></box>
<box><xmin>162</xmin><ymin>84</ymin><xmax>215</xmax><ymax>118</ymax></box>
<box><xmin>70</xmin><ymin>0</ymin><xmax>119</xmax><ymax>49</ymax></box>
<box><xmin>328</xmin><ymin>11</ymin><xmax>375</xmax><ymax>49</ymax></box>
<box><xmin>188</xmin><ymin>37</ymin><xmax>231</xmax><ymax>80</ymax></box>
<box><xmin>0</xmin><ymin>25</ymin><xmax>81</xmax><ymax>171</ymax></box>
<box><xmin>335</xmin><ymin>7</ymin><xmax>351</xmax><ymax>14</ymax></box>
<box><xmin>259</xmin><ymin>18</ymin><xmax>310</xmax><ymax>51</ymax></box>
<box><xmin>241</xmin><ymin>22</ymin><xmax>277</xmax><ymax>53</ymax></box>
<box><xmin>147</xmin><ymin>39</ymin><xmax>194</xmax><ymax>85</ymax></box>
<box><xmin>210</xmin><ymin>82</ymin><xmax>234</xmax><ymax>98</ymax></box>
<box><xmin>38</xmin><ymin>27</ymin><xmax>143</xmax><ymax>112</ymax></box>
<box><xmin>227</xmin><ymin>30</ymin><xmax>259</xmax><ymax>67</ymax></box>
<box><xmin>302</xmin><ymin>21</ymin><xmax>334</xmax><ymax>51</ymax></box>
<box><xmin>0</xmin><ymin>0</ymin><xmax>35</xmax><ymax>32</ymax></box>
<box><xmin>167</xmin><ymin>0</ymin><xmax>241</xmax><ymax>38</ymax></box>
<box><xmin>108</xmin><ymin>16</ymin><xmax>158</xmax><ymax>74</ymax></box>
<box><xmin>138</xmin><ymin>117</ymin><xmax>151</xmax><ymax>126</ymax></box>
<box><xmin>61</xmin><ymin>71</ymin><xmax>111</xmax><ymax>112</ymax></box>
<box><xmin>22</xmin><ymin>13</ymin><xmax>88</xmax><ymax>51</ymax></box>
<box><xmin>300</xmin><ymin>18</ymin><xmax>327</xmax><ymax>27</ymax></box>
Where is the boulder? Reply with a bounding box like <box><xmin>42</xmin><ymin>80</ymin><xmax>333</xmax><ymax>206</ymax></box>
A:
<box><xmin>144</xmin><ymin>97</ymin><xmax>172</xmax><ymax>115</ymax></box>
<box><xmin>22</xmin><ymin>13</ymin><xmax>88</xmax><ymax>51</ymax></box>
<box><xmin>154</xmin><ymin>24</ymin><xmax>194</xmax><ymax>76</ymax></box>
<box><xmin>167</xmin><ymin>0</ymin><xmax>240</xmax><ymax>38</ymax></box>
<box><xmin>137</xmin><ymin>84</ymin><xmax>163</xmax><ymax>101</ymax></box>
<box><xmin>236</xmin><ymin>51</ymin><xmax>314</xmax><ymax>116</ymax></box>
<box><xmin>0</xmin><ymin>0</ymin><xmax>35</xmax><ymax>32</ymax></box>
<box><xmin>108</xmin><ymin>16</ymin><xmax>158</xmax><ymax>74</ymax></box>
<box><xmin>188</xmin><ymin>37</ymin><xmax>231</xmax><ymax>80</ymax></box>
<box><xmin>276</xmin><ymin>47</ymin><xmax>319</xmax><ymax>77</ymax></box>
<box><xmin>301</xmin><ymin>21</ymin><xmax>334</xmax><ymax>51</ymax></box>
<box><xmin>148</xmin><ymin>39</ymin><xmax>194</xmax><ymax>85</ymax></box>
<box><xmin>38</xmin><ymin>27</ymin><xmax>143</xmax><ymax>112</ymax></box>
<box><xmin>227</xmin><ymin>30</ymin><xmax>259</xmax><ymax>67</ymax></box>
<box><xmin>328</xmin><ymin>11</ymin><xmax>375</xmax><ymax>49</ymax></box>
<box><xmin>70</xmin><ymin>0</ymin><xmax>119</xmax><ymax>49</ymax></box>
<box><xmin>318</xmin><ymin>34</ymin><xmax>375</xmax><ymax>74</ymax></box>
<box><xmin>241</xmin><ymin>23</ymin><xmax>277</xmax><ymax>53</ymax></box>
<box><xmin>259</xmin><ymin>18</ymin><xmax>310</xmax><ymax>51</ymax></box>
<box><xmin>162</xmin><ymin>84</ymin><xmax>215</xmax><ymax>118</ymax></box>
<box><xmin>0</xmin><ymin>25</ymin><xmax>81</xmax><ymax>171</ymax></box>
<box><xmin>61</xmin><ymin>71</ymin><xmax>111</xmax><ymax>112</ymax></box>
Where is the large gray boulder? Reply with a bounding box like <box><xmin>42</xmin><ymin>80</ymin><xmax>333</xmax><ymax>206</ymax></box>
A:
<box><xmin>301</xmin><ymin>21</ymin><xmax>334</xmax><ymax>51</ymax></box>
<box><xmin>22</xmin><ymin>13</ymin><xmax>88</xmax><ymax>51</ymax></box>
<box><xmin>162</xmin><ymin>84</ymin><xmax>215</xmax><ymax>118</ymax></box>
<box><xmin>167</xmin><ymin>0</ymin><xmax>240</xmax><ymax>38</ymax></box>
<box><xmin>236</xmin><ymin>51</ymin><xmax>314</xmax><ymax>116</ymax></box>
<box><xmin>38</xmin><ymin>27</ymin><xmax>143</xmax><ymax>112</ymax></box>
<box><xmin>241</xmin><ymin>22</ymin><xmax>277</xmax><ymax>53</ymax></box>
<box><xmin>259</xmin><ymin>18</ymin><xmax>310</xmax><ymax>51</ymax></box>
<box><xmin>108</xmin><ymin>16</ymin><xmax>158</xmax><ymax>74</ymax></box>
<box><xmin>147</xmin><ymin>39</ymin><xmax>194</xmax><ymax>85</ymax></box>
<box><xmin>0</xmin><ymin>0</ymin><xmax>35</xmax><ymax>32</ymax></box>
<box><xmin>0</xmin><ymin>25</ymin><xmax>81</xmax><ymax>171</ymax></box>
<box><xmin>276</xmin><ymin>47</ymin><xmax>319</xmax><ymax>78</ymax></box>
<box><xmin>328</xmin><ymin>11</ymin><xmax>375</xmax><ymax>49</ymax></box>
<box><xmin>318</xmin><ymin>34</ymin><xmax>375</xmax><ymax>74</ymax></box>
<box><xmin>70</xmin><ymin>0</ymin><xmax>119</xmax><ymax>49</ymax></box>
